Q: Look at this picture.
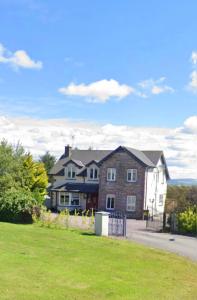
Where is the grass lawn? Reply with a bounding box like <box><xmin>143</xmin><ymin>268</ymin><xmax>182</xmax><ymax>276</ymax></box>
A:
<box><xmin>0</xmin><ymin>223</ymin><xmax>197</xmax><ymax>300</ymax></box>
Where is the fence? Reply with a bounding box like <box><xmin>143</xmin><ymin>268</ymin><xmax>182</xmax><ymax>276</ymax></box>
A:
<box><xmin>108</xmin><ymin>211</ymin><xmax>127</xmax><ymax>236</ymax></box>
<box><xmin>146</xmin><ymin>210</ymin><xmax>164</xmax><ymax>232</ymax></box>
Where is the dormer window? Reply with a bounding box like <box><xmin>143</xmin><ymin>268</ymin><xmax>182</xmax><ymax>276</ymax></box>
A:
<box><xmin>89</xmin><ymin>167</ymin><xmax>98</xmax><ymax>180</ymax></box>
<box><xmin>67</xmin><ymin>165</ymin><xmax>76</xmax><ymax>179</ymax></box>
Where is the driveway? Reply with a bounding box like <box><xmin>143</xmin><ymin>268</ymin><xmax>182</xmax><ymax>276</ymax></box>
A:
<box><xmin>126</xmin><ymin>220</ymin><xmax>197</xmax><ymax>261</ymax></box>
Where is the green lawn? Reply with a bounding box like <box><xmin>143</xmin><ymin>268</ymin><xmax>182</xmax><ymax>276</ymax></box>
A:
<box><xmin>0</xmin><ymin>223</ymin><xmax>197</xmax><ymax>300</ymax></box>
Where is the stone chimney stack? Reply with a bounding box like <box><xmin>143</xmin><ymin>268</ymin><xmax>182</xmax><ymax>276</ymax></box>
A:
<box><xmin>64</xmin><ymin>145</ymin><xmax>72</xmax><ymax>158</ymax></box>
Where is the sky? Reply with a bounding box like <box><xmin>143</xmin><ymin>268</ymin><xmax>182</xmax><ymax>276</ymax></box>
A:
<box><xmin>0</xmin><ymin>0</ymin><xmax>197</xmax><ymax>178</ymax></box>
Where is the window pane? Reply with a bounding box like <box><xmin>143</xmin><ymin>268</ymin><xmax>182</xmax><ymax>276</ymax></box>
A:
<box><xmin>127</xmin><ymin>170</ymin><xmax>131</xmax><ymax>181</ymax></box>
<box><xmin>111</xmin><ymin>198</ymin><xmax>115</xmax><ymax>209</ymax></box>
<box><xmin>107</xmin><ymin>169</ymin><xmax>111</xmax><ymax>180</ymax></box>
<box><xmin>107</xmin><ymin>197</ymin><xmax>110</xmax><ymax>208</ymax></box>
<box><xmin>133</xmin><ymin>170</ymin><xmax>137</xmax><ymax>181</ymax></box>
<box><xmin>94</xmin><ymin>168</ymin><xmax>98</xmax><ymax>179</ymax></box>
<box><xmin>60</xmin><ymin>195</ymin><xmax>65</xmax><ymax>205</ymax></box>
<box><xmin>90</xmin><ymin>168</ymin><xmax>94</xmax><ymax>179</ymax></box>
<box><xmin>71</xmin><ymin>193</ymin><xmax>79</xmax><ymax>206</ymax></box>
<box><xmin>127</xmin><ymin>196</ymin><xmax>136</xmax><ymax>211</ymax></box>
<box><xmin>68</xmin><ymin>168</ymin><xmax>71</xmax><ymax>178</ymax></box>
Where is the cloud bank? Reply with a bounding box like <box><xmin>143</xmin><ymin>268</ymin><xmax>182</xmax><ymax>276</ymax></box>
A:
<box><xmin>0</xmin><ymin>115</ymin><xmax>196</xmax><ymax>179</ymax></box>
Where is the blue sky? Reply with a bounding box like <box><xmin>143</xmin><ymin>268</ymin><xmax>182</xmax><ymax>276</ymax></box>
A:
<box><xmin>0</xmin><ymin>0</ymin><xmax>197</xmax><ymax>178</ymax></box>
<box><xmin>0</xmin><ymin>0</ymin><xmax>197</xmax><ymax>127</ymax></box>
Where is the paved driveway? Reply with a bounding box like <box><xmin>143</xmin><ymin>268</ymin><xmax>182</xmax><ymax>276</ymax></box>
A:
<box><xmin>126</xmin><ymin>220</ymin><xmax>197</xmax><ymax>261</ymax></box>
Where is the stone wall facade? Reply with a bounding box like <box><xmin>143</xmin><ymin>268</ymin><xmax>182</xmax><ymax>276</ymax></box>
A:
<box><xmin>98</xmin><ymin>148</ymin><xmax>146</xmax><ymax>219</ymax></box>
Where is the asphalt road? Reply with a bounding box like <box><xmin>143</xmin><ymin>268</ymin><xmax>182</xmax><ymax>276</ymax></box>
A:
<box><xmin>126</xmin><ymin>220</ymin><xmax>197</xmax><ymax>261</ymax></box>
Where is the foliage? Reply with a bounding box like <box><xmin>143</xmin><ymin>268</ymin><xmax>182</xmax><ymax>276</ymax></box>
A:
<box><xmin>166</xmin><ymin>185</ymin><xmax>197</xmax><ymax>213</ymax></box>
<box><xmin>0</xmin><ymin>140</ymin><xmax>48</xmax><ymax>222</ymax></box>
<box><xmin>178</xmin><ymin>206</ymin><xmax>197</xmax><ymax>234</ymax></box>
<box><xmin>34</xmin><ymin>208</ymin><xmax>95</xmax><ymax>230</ymax></box>
<box><xmin>0</xmin><ymin>223</ymin><xmax>197</xmax><ymax>300</ymax></box>
<box><xmin>39</xmin><ymin>151</ymin><xmax>56</xmax><ymax>181</ymax></box>
<box><xmin>0</xmin><ymin>188</ymin><xmax>35</xmax><ymax>223</ymax></box>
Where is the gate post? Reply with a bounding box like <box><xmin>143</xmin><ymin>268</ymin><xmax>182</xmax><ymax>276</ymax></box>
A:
<box><xmin>95</xmin><ymin>211</ymin><xmax>110</xmax><ymax>236</ymax></box>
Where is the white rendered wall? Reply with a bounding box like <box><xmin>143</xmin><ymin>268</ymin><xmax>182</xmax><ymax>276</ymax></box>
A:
<box><xmin>144</xmin><ymin>158</ymin><xmax>167</xmax><ymax>214</ymax></box>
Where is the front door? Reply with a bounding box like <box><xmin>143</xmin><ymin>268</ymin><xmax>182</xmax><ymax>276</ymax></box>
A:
<box><xmin>86</xmin><ymin>193</ymin><xmax>98</xmax><ymax>210</ymax></box>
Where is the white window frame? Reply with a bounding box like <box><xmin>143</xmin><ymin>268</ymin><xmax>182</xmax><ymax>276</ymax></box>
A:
<box><xmin>107</xmin><ymin>168</ymin><xmax>116</xmax><ymax>181</ymax></box>
<box><xmin>89</xmin><ymin>167</ymin><xmax>99</xmax><ymax>180</ymax></box>
<box><xmin>126</xmin><ymin>195</ymin><xmax>136</xmax><ymax>212</ymax></box>
<box><xmin>59</xmin><ymin>192</ymin><xmax>80</xmax><ymax>206</ymax></box>
<box><xmin>127</xmin><ymin>169</ymin><xmax>138</xmax><ymax>182</ymax></box>
<box><xmin>106</xmin><ymin>194</ymin><xmax>115</xmax><ymax>210</ymax></box>
<box><xmin>66</xmin><ymin>165</ymin><xmax>76</xmax><ymax>179</ymax></box>
<box><xmin>161</xmin><ymin>170</ymin><xmax>164</xmax><ymax>184</ymax></box>
<box><xmin>158</xmin><ymin>194</ymin><xmax>164</xmax><ymax>206</ymax></box>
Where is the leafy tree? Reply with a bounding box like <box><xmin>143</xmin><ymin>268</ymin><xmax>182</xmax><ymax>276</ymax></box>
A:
<box><xmin>0</xmin><ymin>140</ymin><xmax>48</xmax><ymax>223</ymax></box>
<box><xmin>39</xmin><ymin>151</ymin><xmax>56</xmax><ymax>176</ymax></box>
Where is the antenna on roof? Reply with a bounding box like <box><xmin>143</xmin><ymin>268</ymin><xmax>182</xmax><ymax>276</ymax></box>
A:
<box><xmin>71</xmin><ymin>134</ymin><xmax>75</xmax><ymax>148</ymax></box>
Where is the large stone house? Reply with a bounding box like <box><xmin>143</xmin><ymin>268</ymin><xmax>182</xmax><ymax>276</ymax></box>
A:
<box><xmin>49</xmin><ymin>145</ymin><xmax>169</xmax><ymax>219</ymax></box>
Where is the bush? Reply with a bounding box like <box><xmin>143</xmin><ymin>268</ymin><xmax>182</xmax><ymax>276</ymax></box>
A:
<box><xmin>0</xmin><ymin>188</ymin><xmax>39</xmax><ymax>223</ymax></box>
<box><xmin>178</xmin><ymin>207</ymin><xmax>197</xmax><ymax>234</ymax></box>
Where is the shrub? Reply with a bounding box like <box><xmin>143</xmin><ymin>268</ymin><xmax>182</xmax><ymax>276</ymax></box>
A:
<box><xmin>0</xmin><ymin>188</ymin><xmax>37</xmax><ymax>223</ymax></box>
<box><xmin>178</xmin><ymin>207</ymin><xmax>197</xmax><ymax>234</ymax></box>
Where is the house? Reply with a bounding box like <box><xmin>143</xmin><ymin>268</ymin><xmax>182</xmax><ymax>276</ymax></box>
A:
<box><xmin>49</xmin><ymin>145</ymin><xmax>169</xmax><ymax>219</ymax></box>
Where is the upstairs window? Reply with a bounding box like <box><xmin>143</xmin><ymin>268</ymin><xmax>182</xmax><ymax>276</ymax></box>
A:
<box><xmin>127</xmin><ymin>196</ymin><xmax>136</xmax><ymax>211</ymax></box>
<box><xmin>161</xmin><ymin>170</ymin><xmax>164</xmax><ymax>184</ymax></box>
<box><xmin>127</xmin><ymin>169</ymin><xmax>137</xmax><ymax>182</ymax></box>
<box><xmin>67</xmin><ymin>165</ymin><xmax>76</xmax><ymax>179</ymax></box>
<box><xmin>107</xmin><ymin>168</ymin><xmax>116</xmax><ymax>181</ymax></box>
<box><xmin>89</xmin><ymin>167</ymin><xmax>98</xmax><ymax>180</ymax></box>
<box><xmin>106</xmin><ymin>194</ymin><xmax>115</xmax><ymax>210</ymax></box>
<box><xmin>159</xmin><ymin>194</ymin><xmax>164</xmax><ymax>206</ymax></box>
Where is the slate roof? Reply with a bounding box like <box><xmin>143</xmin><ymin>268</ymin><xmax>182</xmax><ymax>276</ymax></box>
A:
<box><xmin>49</xmin><ymin>149</ymin><xmax>111</xmax><ymax>175</ymax></box>
<box><xmin>51</xmin><ymin>182</ymin><xmax>99</xmax><ymax>193</ymax></box>
<box><xmin>142</xmin><ymin>150</ymin><xmax>163</xmax><ymax>165</ymax></box>
<box><xmin>50</xmin><ymin>146</ymin><xmax>169</xmax><ymax>178</ymax></box>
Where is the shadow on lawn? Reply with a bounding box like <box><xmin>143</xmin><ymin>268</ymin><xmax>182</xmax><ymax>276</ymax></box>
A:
<box><xmin>80</xmin><ymin>232</ymin><xmax>96</xmax><ymax>236</ymax></box>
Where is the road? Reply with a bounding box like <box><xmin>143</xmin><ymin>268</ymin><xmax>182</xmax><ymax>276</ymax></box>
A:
<box><xmin>126</xmin><ymin>220</ymin><xmax>197</xmax><ymax>261</ymax></box>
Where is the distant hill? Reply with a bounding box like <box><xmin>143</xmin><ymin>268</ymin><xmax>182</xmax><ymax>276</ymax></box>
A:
<box><xmin>169</xmin><ymin>178</ymin><xmax>197</xmax><ymax>186</ymax></box>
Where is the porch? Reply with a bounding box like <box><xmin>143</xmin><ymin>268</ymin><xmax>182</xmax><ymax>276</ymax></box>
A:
<box><xmin>49</xmin><ymin>182</ymin><xmax>99</xmax><ymax>212</ymax></box>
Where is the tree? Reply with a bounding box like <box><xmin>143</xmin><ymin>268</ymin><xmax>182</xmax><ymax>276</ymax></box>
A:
<box><xmin>39</xmin><ymin>151</ymin><xmax>56</xmax><ymax>175</ymax></box>
<box><xmin>0</xmin><ymin>140</ymin><xmax>48</xmax><ymax>222</ymax></box>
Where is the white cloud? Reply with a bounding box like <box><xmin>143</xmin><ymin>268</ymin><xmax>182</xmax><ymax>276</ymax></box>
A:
<box><xmin>138</xmin><ymin>77</ymin><xmax>174</xmax><ymax>96</ymax></box>
<box><xmin>188</xmin><ymin>70</ymin><xmax>197</xmax><ymax>92</ymax></box>
<box><xmin>191</xmin><ymin>51</ymin><xmax>197</xmax><ymax>65</ymax></box>
<box><xmin>182</xmin><ymin>115</ymin><xmax>197</xmax><ymax>133</ymax></box>
<box><xmin>0</xmin><ymin>43</ymin><xmax>42</xmax><ymax>70</ymax></box>
<box><xmin>59</xmin><ymin>79</ymin><xmax>134</xmax><ymax>103</ymax></box>
<box><xmin>0</xmin><ymin>114</ymin><xmax>196</xmax><ymax>179</ymax></box>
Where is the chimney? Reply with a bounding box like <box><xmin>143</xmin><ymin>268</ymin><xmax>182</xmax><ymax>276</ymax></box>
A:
<box><xmin>65</xmin><ymin>145</ymin><xmax>72</xmax><ymax>158</ymax></box>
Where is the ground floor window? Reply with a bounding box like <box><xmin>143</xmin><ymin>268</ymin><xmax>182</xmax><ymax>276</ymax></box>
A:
<box><xmin>106</xmin><ymin>194</ymin><xmax>115</xmax><ymax>210</ymax></box>
<box><xmin>127</xmin><ymin>195</ymin><xmax>136</xmax><ymax>211</ymax></box>
<box><xmin>59</xmin><ymin>192</ymin><xmax>80</xmax><ymax>206</ymax></box>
